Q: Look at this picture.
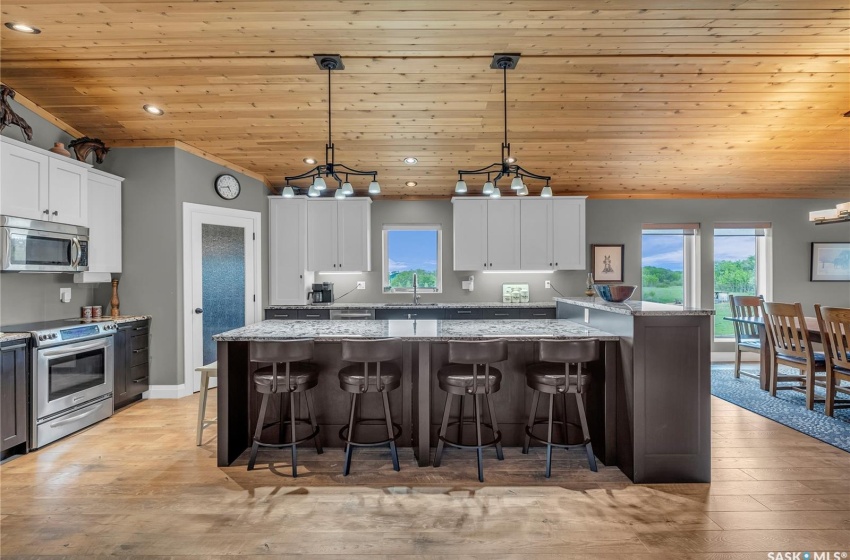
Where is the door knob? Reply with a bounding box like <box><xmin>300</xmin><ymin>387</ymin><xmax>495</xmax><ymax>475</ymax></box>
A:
<box><xmin>194</xmin><ymin>308</ymin><xmax>203</xmax><ymax>314</ymax></box>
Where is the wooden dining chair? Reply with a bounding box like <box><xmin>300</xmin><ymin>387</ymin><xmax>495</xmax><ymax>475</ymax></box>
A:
<box><xmin>814</xmin><ymin>305</ymin><xmax>850</xmax><ymax>417</ymax></box>
<box><xmin>728</xmin><ymin>294</ymin><xmax>763</xmax><ymax>380</ymax></box>
<box><xmin>760</xmin><ymin>301</ymin><xmax>826</xmax><ymax>410</ymax></box>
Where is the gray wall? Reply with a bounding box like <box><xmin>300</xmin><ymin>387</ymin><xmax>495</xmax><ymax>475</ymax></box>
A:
<box><xmin>0</xmin><ymin>95</ymin><xmax>100</xmax><ymax>326</ymax></box>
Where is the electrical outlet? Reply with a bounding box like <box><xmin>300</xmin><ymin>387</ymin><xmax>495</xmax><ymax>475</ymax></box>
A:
<box><xmin>544</xmin><ymin>280</ymin><xmax>551</xmax><ymax>289</ymax></box>
<box><xmin>356</xmin><ymin>281</ymin><xmax>366</xmax><ymax>290</ymax></box>
<box><xmin>59</xmin><ymin>288</ymin><xmax>72</xmax><ymax>303</ymax></box>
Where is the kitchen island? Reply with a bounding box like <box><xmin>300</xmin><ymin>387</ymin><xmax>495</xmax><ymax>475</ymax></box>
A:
<box><xmin>214</xmin><ymin>319</ymin><xmax>619</xmax><ymax>470</ymax></box>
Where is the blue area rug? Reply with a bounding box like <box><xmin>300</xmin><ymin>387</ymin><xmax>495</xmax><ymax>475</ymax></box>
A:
<box><xmin>711</xmin><ymin>364</ymin><xmax>850</xmax><ymax>452</ymax></box>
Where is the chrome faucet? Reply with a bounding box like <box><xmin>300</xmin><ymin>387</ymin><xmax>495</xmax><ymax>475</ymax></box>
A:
<box><xmin>413</xmin><ymin>272</ymin><xmax>421</xmax><ymax>305</ymax></box>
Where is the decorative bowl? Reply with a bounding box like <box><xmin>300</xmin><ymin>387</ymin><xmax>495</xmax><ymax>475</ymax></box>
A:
<box><xmin>593</xmin><ymin>284</ymin><xmax>637</xmax><ymax>303</ymax></box>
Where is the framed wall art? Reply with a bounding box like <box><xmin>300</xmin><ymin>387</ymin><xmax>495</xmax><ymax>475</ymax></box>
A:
<box><xmin>591</xmin><ymin>244</ymin><xmax>625</xmax><ymax>283</ymax></box>
<box><xmin>811</xmin><ymin>242</ymin><xmax>850</xmax><ymax>281</ymax></box>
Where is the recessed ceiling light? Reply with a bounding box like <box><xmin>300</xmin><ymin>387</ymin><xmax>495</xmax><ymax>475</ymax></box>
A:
<box><xmin>403</xmin><ymin>157</ymin><xmax>418</xmax><ymax>165</ymax></box>
<box><xmin>303</xmin><ymin>157</ymin><xmax>317</xmax><ymax>164</ymax></box>
<box><xmin>5</xmin><ymin>22</ymin><xmax>41</xmax><ymax>34</ymax></box>
<box><xmin>143</xmin><ymin>104</ymin><xmax>164</xmax><ymax>116</ymax></box>
<box><xmin>504</xmin><ymin>156</ymin><xmax>517</xmax><ymax>164</ymax></box>
<box><xmin>405</xmin><ymin>181</ymin><xmax>417</xmax><ymax>187</ymax></box>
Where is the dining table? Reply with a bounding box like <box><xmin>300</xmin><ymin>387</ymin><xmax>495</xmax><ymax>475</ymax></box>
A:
<box><xmin>724</xmin><ymin>315</ymin><xmax>821</xmax><ymax>390</ymax></box>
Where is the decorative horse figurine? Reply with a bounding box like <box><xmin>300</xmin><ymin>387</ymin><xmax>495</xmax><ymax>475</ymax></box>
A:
<box><xmin>69</xmin><ymin>136</ymin><xmax>110</xmax><ymax>164</ymax></box>
<box><xmin>0</xmin><ymin>85</ymin><xmax>34</xmax><ymax>141</ymax></box>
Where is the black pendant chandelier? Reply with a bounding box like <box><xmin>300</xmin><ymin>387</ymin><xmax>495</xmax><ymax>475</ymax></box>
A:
<box><xmin>455</xmin><ymin>54</ymin><xmax>552</xmax><ymax>198</ymax></box>
<box><xmin>282</xmin><ymin>55</ymin><xmax>380</xmax><ymax>199</ymax></box>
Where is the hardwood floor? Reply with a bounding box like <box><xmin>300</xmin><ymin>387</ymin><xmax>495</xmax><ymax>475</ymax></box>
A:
<box><xmin>1</xmin><ymin>393</ymin><xmax>848</xmax><ymax>558</ymax></box>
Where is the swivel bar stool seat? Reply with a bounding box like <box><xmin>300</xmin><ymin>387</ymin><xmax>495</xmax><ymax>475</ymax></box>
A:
<box><xmin>338</xmin><ymin>338</ymin><xmax>403</xmax><ymax>475</ymax></box>
<box><xmin>434</xmin><ymin>339</ymin><xmax>507</xmax><ymax>482</ymax></box>
<box><xmin>522</xmin><ymin>339</ymin><xmax>599</xmax><ymax>477</ymax></box>
<box><xmin>247</xmin><ymin>340</ymin><xmax>322</xmax><ymax>476</ymax></box>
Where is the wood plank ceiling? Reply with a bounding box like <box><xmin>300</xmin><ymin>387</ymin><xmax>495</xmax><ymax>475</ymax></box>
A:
<box><xmin>1</xmin><ymin>1</ymin><xmax>848</xmax><ymax>198</ymax></box>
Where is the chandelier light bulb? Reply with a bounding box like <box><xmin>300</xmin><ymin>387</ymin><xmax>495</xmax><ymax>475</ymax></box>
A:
<box><xmin>510</xmin><ymin>176</ymin><xmax>524</xmax><ymax>190</ymax></box>
<box><xmin>490</xmin><ymin>186</ymin><xmax>501</xmax><ymax>199</ymax></box>
<box><xmin>368</xmin><ymin>180</ymin><xmax>381</xmax><ymax>194</ymax></box>
<box><xmin>455</xmin><ymin>180</ymin><xmax>468</xmax><ymax>194</ymax></box>
<box><xmin>334</xmin><ymin>188</ymin><xmax>346</xmax><ymax>199</ymax></box>
<box><xmin>518</xmin><ymin>183</ymin><xmax>529</xmax><ymax>196</ymax></box>
<box><xmin>341</xmin><ymin>181</ymin><xmax>354</xmax><ymax>195</ymax></box>
<box><xmin>482</xmin><ymin>181</ymin><xmax>494</xmax><ymax>195</ymax></box>
<box><xmin>540</xmin><ymin>185</ymin><xmax>553</xmax><ymax>197</ymax></box>
<box><xmin>313</xmin><ymin>176</ymin><xmax>327</xmax><ymax>190</ymax></box>
<box><xmin>281</xmin><ymin>185</ymin><xmax>295</xmax><ymax>198</ymax></box>
<box><xmin>307</xmin><ymin>184</ymin><xmax>320</xmax><ymax>197</ymax></box>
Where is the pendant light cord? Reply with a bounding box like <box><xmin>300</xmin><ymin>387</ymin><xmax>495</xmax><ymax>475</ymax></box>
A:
<box><xmin>327</xmin><ymin>66</ymin><xmax>332</xmax><ymax>149</ymax></box>
<box><xmin>503</xmin><ymin>65</ymin><xmax>508</xmax><ymax>149</ymax></box>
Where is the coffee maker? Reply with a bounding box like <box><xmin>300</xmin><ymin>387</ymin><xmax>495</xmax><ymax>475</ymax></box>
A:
<box><xmin>308</xmin><ymin>282</ymin><xmax>334</xmax><ymax>304</ymax></box>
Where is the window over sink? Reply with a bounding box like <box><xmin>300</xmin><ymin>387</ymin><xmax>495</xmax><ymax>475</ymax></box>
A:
<box><xmin>382</xmin><ymin>225</ymin><xmax>442</xmax><ymax>293</ymax></box>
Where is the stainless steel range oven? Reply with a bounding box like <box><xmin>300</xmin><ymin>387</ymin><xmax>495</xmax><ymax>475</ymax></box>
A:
<box><xmin>16</xmin><ymin>320</ymin><xmax>117</xmax><ymax>448</ymax></box>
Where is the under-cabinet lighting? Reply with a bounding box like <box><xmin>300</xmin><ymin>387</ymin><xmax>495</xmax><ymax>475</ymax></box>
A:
<box><xmin>316</xmin><ymin>271</ymin><xmax>363</xmax><ymax>275</ymax></box>
<box><xmin>482</xmin><ymin>270</ymin><xmax>555</xmax><ymax>274</ymax></box>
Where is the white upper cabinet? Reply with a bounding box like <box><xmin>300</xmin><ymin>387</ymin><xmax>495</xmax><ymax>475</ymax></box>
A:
<box><xmin>1</xmin><ymin>139</ymin><xmax>50</xmax><ymax>221</ymax></box>
<box><xmin>269</xmin><ymin>197</ymin><xmax>313</xmax><ymax>305</ymax></box>
<box><xmin>552</xmin><ymin>197</ymin><xmax>586</xmax><ymax>270</ymax></box>
<box><xmin>453</xmin><ymin>198</ymin><xmax>521</xmax><ymax>271</ymax></box>
<box><xmin>0</xmin><ymin>137</ymin><xmax>89</xmax><ymax>227</ymax></box>
<box><xmin>306</xmin><ymin>198</ymin><xmax>371</xmax><ymax>272</ymax></box>
<box><xmin>454</xmin><ymin>196</ymin><xmax>586</xmax><ymax>271</ymax></box>
<box><xmin>86</xmin><ymin>170</ymin><xmax>123</xmax><ymax>273</ymax></box>
<box><xmin>48</xmin><ymin>158</ymin><xmax>88</xmax><ymax>227</ymax></box>
<box><xmin>487</xmin><ymin>199</ymin><xmax>521</xmax><ymax>270</ymax></box>
<box><xmin>520</xmin><ymin>199</ymin><xmax>553</xmax><ymax>270</ymax></box>
<box><xmin>452</xmin><ymin>199</ymin><xmax>488</xmax><ymax>270</ymax></box>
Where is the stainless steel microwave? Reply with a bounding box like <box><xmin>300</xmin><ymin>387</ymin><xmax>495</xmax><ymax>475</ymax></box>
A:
<box><xmin>1</xmin><ymin>216</ymin><xmax>89</xmax><ymax>272</ymax></box>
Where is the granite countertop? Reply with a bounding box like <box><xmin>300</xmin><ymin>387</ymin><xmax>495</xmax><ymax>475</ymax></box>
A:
<box><xmin>555</xmin><ymin>297</ymin><xmax>715</xmax><ymax>316</ymax></box>
<box><xmin>0</xmin><ymin>332</ymin><xmax>30</xmax><ymax>344</ymax></box>
<box><xmin>267</xmin><ymin>301</ymin><xmax>556</xmax><ymax>310</ymax></box>
<box><xmin>214</xmin><ymin>319</ymin><xmax>617</xmax><ymax>342</ymax></box>
<box><xmin>112</xmin><ymin>315</ymin><xmax>152</xmax><ymax>324</ymax></box>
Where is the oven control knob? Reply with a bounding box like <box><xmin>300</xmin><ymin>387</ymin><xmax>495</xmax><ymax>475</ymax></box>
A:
<box><xmin>51</xmin><ymin>333</ymin><xmax>57</xmax><ymax>338</ymax></box>
<box><xmin>38</xmin><ymin>335</ymin><xmax>44</xmax><ymax>341</ymax></box>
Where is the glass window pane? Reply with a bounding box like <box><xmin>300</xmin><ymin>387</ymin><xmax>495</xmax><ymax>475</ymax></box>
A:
<box><xmin>202</xmin><ymin>224</ymin><xmax>245</xmax><ymax>364</ymax></box>
<box><xmin>641</xmin><ymin>231</ymin><xmax>685</xmax><ymax>305</ymax></box>
<box><xmin>385</xmin><ymin>229</ymin><xmax>439</xmax><ymax>290</ymax></box>
<box><xmin>713</xmin><ymin>229</ymin><xmax>757</xmax><ymax>339</ymax></box>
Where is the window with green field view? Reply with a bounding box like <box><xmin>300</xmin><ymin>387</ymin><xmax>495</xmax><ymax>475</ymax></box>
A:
<box><xmin>713</xmin><ymin>225</ymin><xmax>771</xmax><ymax>339</ymax></box>
<box><xmin>382</xmin><ymin>226</ymin><xmax>442</xmax><ymax>292</ymax></box>
<box><xmin>641</xmin><ymin>225</ymin><xmax>699</xmax><ymax>308</ymax></box>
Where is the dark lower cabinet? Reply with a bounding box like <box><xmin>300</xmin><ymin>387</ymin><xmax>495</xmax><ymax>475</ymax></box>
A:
<box><xmin>114</xmin><ymin>319</ymin><xmax>151</xmax><ymax>410</ymax></box>
<box><xmin>375</xmin><ymin>308</ymin><xmax>446</xmax><ymax>320</ymax></box>
<box><xmin>483</xmin><ymin>308</ymin><xmax>520</xmax><ymax>320</ymax></box>
<box><xmin>266</xmin><ymin>306</ymin><xmax>557</xmax><ymax>321</ymax></box>
<box><xmin>520</xmin><ymin>308</ymin><xmax>556</xmax><ymax>320</ymax></box>
<box><xmin>1</xmin><ymin>340</ymin><xmax>28</xmax><ymax>459</ymax></box>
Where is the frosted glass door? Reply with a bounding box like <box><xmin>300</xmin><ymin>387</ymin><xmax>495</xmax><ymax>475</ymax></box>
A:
<box><xmin>201</xmin><ymin>224</ymin><xmax>246</xmax><ymax>365</ymax></box>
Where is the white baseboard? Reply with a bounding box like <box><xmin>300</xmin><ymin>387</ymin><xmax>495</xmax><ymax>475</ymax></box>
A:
<box><xmin>711</xmin><ymin>351</ymin><xmax>759</xmax><ymax>363</ymax></box>
<box><xmin>143</xmin><ymin>383</ymin><xmax>194</xmax><ymax>399</ymax></box>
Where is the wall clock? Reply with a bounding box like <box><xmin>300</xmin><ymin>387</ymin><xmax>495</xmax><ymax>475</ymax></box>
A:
<box><xmin>214</xmin><ymin>174</ymin><xmax>241</xmax><ymax>200</ymax></box>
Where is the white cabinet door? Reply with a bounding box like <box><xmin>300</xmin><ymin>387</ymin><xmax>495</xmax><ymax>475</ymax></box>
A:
<box><xmin>452</xmin><ymin>199</ymin><xmax>488</xmax><ymax>270</ymax></box>
<box><xmin>520</xmin><ymin>199</ymin><xmax>553</xmax><ymax>270</ymax></box>
<box><xmin>48</xmin><ymin>158</ymin><xmax>88</xmax><ymax>226</ymax></box>
<box><xmin>337</xmin><ymin>199</ymin><xmax>371</xmax><ymax>271</ymax></box>
<box><xmin>270</xmin><ymin>198</ymin><xmax>313</xmax><ymax>305</ymax></box>
<box><xmin>486</xmin><ymin>199</ymin><xmax>521</xmax><ymax>270</ymax></box>
<box><xmin>0</xmin><ymin>141</ymin><xmax>49</xmax><ymax>220</ymax></box>
<box><xmin>552</xmin><ymin>197</ymin><xmax>586</xmax><ymax>270</ymax></box>
<box><xmin>86</xmin><ymin>172</ymin><xmax>123</xmax><ymax>273</ymax></box>
<box><xmin>306</xmin><ymin>199</ymin><xmax>338</xmax><ymax>271</ymax></box>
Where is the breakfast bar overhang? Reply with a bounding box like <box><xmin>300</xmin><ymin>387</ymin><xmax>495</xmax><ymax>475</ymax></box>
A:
<box><xmin>214</xmin><ymin>302</ymin><xmax>713</xmax><ymax>483</ymax></box>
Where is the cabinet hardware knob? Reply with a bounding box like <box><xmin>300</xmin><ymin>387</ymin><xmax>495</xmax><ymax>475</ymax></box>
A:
<box><xmin>52</xmin><ymin>210</ymin><xmax>58</xmax><ymax>216</ymax></box>
<box><xmin>549</xmin><ymin>263</ymin><xmax>553</xmax><ymax>266</ymax></box>
<box><xmin>43</xmin><ymin>209</ymin><xmax>49</xmax><ymax>215</ymax></box>
<box><xmin>555</xmin><ymin>262</ymin><xmax>558</xmax><ymax>266</ymax></box>
<box><xmin>194</xmin><ymin>308</ymin><xmax>203</xmax><ymax>314</ymax></box>
<box><xmin>490</xmin><ymin>263</ymin><xmax>493</xmax><ymax>267</ymax></box>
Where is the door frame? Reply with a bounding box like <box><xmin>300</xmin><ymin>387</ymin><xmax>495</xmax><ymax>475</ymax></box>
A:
<box><xmin>182</xmin><ymin>202</ymin><xmax>262</xmax><ymax>394</ymax></box>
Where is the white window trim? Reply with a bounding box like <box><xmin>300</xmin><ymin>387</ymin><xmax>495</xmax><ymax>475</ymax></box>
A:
<box><xmin>381</xmin><ymin>224</ymin><xmax>443</xmax><ymax>293</ymax></box>
<box><xmin>684</xmin><ymin>229</ymin><xmax>700</xmax><ymax>308</ymax></box>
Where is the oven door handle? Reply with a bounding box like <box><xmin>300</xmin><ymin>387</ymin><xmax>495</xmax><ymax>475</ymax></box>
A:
<box><xmin>41</xmin><ymin>341</ymin><xmax>106</xmax><ymax>357</ymax></box>
<box><xmin>71</xmin><ymin>237</ymin><xmax>82</xmax><ymax>268</ymax></box>
<box><xmin>48</xmin><ymin>402</ymin><xmax>106</xmax><ymax>428</ymax></box>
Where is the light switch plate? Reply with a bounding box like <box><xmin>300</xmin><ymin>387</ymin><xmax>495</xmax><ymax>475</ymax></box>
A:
<box><xmin>544</xmin><ymin>280</ymin><xmax>551</xmax><ymax>289</ymax></box>
<box><xmin>59</xmin><ymin>288</ymin><xmax>72</xmax><ymax>303</ymax></box>
<box><xmin>356</xmin><ymin>281</ymin><xmax>366</xmax><ymax>290</ymax></box>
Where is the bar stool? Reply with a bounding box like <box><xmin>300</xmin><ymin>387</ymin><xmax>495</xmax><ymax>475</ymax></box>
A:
<box><xmin>247</xmin><ymin>340</ymin><xmax>322</xmax><ymax>476</ymax></box>
<box><xmin>338</xmin><ymin>338</ymin><xmax>403</xmax><ymax>475</ymax></box>
<box><xmin>522</xmin><ymin>339</ymin><xmax>599</xmax><ymax>477</ymax></box>
<box><xmin>434</xmin><ymin>339</ymin><xmax>507</xmax><ymax>482</ymax></box>
<box><xmin>195</xmin><ymin>361</ymin><xmax>218</xmax><ymax>446</ymax></box>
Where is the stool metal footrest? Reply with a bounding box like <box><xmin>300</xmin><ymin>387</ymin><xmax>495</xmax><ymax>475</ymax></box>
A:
<box><xmin>338</xmin><ymin>420</ymin><xmax>402</xmax><ymax>448</ymax></box>
<box><xmin>525</xmin><ymin>420</ymin><xmax>591</xmax><ymax>450</ymax></box>
<box><xmin>438</xmin><ymin>419</ymin><xmax>502</xmax><ymax>451</ymax></box>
